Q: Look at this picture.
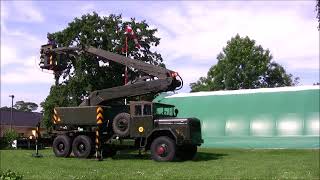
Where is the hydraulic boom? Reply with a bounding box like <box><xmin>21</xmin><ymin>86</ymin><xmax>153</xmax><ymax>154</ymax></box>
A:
<box><xmin>40</xmin><ymin>44</ymin><xmax>182</xmax><ymax>106</ymax></box>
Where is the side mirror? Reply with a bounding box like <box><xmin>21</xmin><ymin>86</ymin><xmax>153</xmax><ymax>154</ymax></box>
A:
<box><xmin>174</xmin><ymin>109</ymin><xmax>179</xmax><ymax>116</ymax></box>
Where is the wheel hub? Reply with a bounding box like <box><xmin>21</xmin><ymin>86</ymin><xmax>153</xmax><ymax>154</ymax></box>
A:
<box><xmin>58</xmin><ymin>143</ymin><xmax>64</xmax><ymax>152</ymax></box>
<box><xmin>78</xmin><ymin>143</ymin><xmax>85</xmax><ymax>152</ymax></box>
<box><xmin>118</xmin><ymin>119</ymin><xmax>128</xmax><ymax>131</ymax></box>
<box><xmin>157</xmin><ymin>144</ymin><xmax>167</xmax><ymax>156</ymax></box>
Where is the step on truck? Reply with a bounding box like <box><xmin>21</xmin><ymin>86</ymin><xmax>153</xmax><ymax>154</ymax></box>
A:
<box><xmin>40</xmin><ymin>43</ymin><xmax>203</xmax><ymax>162</ymax></box>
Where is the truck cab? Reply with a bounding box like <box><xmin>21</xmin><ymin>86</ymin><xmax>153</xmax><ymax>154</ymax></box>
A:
<box><xmin>129</xmin><ymin>101</ymin><xmax>202</xmax><ymax>146</ymax></box>
<box><xmin>127</xmin><ymin>101</ymin><xmax>203</xmax><ymax>161</ymax></box>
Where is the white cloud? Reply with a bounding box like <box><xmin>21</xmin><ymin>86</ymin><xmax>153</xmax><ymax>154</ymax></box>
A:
<box><xmin>1</xmin><ymin>3</ymin><xmax>8</xmax><ymax>33</ymax></box>
<box><xmin>79</xmin><ymin>3</ymin><xmax>96</xmax><ymax>13</ymax></box>
<box><xmin>1</xmin><ymin>0</ymin><xmax>318</xmax><ymax>99</ymax></box>
<box><xmin>64</xmin><ymin>3</ymin><xmax>105</xmax><ymax>20</ymax></box>
<box><xmin>146</xmin><ymin>1</ymin><xmax>318</xmax><ymax>72</ymax></box>
<box><xmin>11</xmin><ymin>1</ymin><xmax>44</xmax><ymax>23</ymax></box>
<box><xmin>1</xmin><ymin>30</ymin><xmax>45</xmax><ymax>69</ymax></box>
<box><xmin>1</xmin><ymin>2</ymin><xmax>45</xmax><ymax>68</ymax></box>
<box><xmin>1</xmin><ymin>45</ymin><xmax>19</xmax><ymax>66</ymax></box>
<box><xmin>1</xmin><ymin>1</ymin><xmax>44</xmax><ymax>44</ymax></box>
<box><xmin>69</xmin><ymin>3</ymin><xmax>96</xmax><ymax>18</ymax></box>
<box><xmin>1</xmin><ymin>2</ymin><xmax>8</xmax><ymax>19</ymax></box>
<box><xmin>0</xmin><ymin>2</ymin><xmax>51</xmax><ymax>108</ymax></box>
<box><xmin>2</xmin><ymin>55</ymin><xmax>54</xmax><ymax>84</ymax></box>
<box><xmin>138</xmin><ymin>1</ymin><xmax>319</xmax><ymax>91</ymax></box>
<box><xmin>175</xmin><ymin>65</ymin><xmax>209</xmax><ymax>88</ymax></box>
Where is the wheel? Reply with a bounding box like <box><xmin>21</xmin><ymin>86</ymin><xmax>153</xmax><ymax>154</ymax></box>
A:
<box><xmin>53</xmin><ymin>135</ymin><xmax>72</xmax><ymax>157</ymax></box>
<box><xmin>72</xmin><ymin>135</ymin><xmax>93</xmax><ymax>158</ymax></box>
<box><xmin>150</xmin><ymin>136</ymin><xmax>176</xmax><ymax>162</ymax></box>
<box><xmin>177</xmin><ymin>145</ymin><xmax>197</xmax><ymax>160</ymax></box>
<box><xmin>112</xmin><ymin>113</ymin><xmax>130</xmax><ymax>137</ymax></box>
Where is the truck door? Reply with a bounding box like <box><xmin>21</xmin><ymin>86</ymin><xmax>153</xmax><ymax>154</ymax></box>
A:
<box><xmin>130</xmin><ymin>103</ymin><xmax>153</xmax><ymax>137</ymax></box>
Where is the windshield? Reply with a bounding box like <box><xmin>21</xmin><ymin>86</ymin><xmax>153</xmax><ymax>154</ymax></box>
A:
<box><xmin>153</xmin><ymin>103</ymin><xmax>176</xmax><ymax>117</ymax></box>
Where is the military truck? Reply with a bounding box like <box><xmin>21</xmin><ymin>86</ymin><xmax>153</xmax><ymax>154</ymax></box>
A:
<box><xmin>40</xmin><ymin>43</ymin><xmax>203</xmax><ymax>161</ymax></box>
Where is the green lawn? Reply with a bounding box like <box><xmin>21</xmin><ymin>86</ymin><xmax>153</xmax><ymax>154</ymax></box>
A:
<box><xmin>0</xmin><ymin>148</ymin><xmax>319</xmax><ymax>180</ymax></box>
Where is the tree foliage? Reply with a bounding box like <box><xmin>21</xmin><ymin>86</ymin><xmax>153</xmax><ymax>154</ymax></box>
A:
<box><xmin>13</xmin><ymin>101</ymin><xmax>38</xmax><ymax>112</ymax></box>
<box><xmin>0</xmin><ymin>106</ymin><xmax>18</xmax><ymax>111</ymax></box>
<box><xmin>1</xmin><ymin>101</ymin><xmax>38</xmax><ymax>112</ymax></box>
<box><xmin>190</xmin><ymin>34</ymin><xmax>299</xmax><ymax>92</ymax></box>
<box><xmin>2</xmin><ymin>129</ymin><xmax>19</xmax><ymax>148</ymax></box>
<box><xmin>41</xmin><ymin>12</ymin><xmax>163</xmax><ymax>129</ymax></box>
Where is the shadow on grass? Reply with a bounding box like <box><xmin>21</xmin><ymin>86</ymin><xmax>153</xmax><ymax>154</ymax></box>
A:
<box><xmin>108</xmin><ymin>151</ymin><xmax>227</xmax><ymax>162</ymax></box>
<box><xmin>29</xmin><ymin>152</ymin><xmax>227</xmax><ymax>162</ymax></box>
<box><xmin>30</xmin><ymin>149</ymin><xmax>227</xmax><ymax>162</ymax></box>
<box><xmin>110</xmin><ymin>151</ymin><xmax>151</xmax><ymax>160</ymax></box>
<box><xmin>192</xmin><ymin>152</ymin><xmax>227</xmax><ymax>161</ymax></box>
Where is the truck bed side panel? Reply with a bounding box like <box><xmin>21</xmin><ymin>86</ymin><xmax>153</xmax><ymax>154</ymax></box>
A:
<box><xmin>55</xmin><ymin>106</ymin><xmax>109</xmax><ymax>126</ymax></box>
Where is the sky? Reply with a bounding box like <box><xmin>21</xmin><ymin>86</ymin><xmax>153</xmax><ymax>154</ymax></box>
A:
<box><xmin>1</xmin><ymin>1</ymin><xmax>319</xmax><ymax>111</ymax></box>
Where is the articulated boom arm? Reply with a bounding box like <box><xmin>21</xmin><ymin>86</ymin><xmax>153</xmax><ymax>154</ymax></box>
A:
<box><xmin>45</xmin><ymin>45</ymin><xmax>175</xmax><ymax>78</ymax></box>
<box><xmin>85</xmin><ymin>46</ymin><xmax>174</xmax><ymax>79</ymax></box>
<box><xmin>40</xmin><ymin>44</ymin><xmax>182</xmax><ymax>106</ymax></box>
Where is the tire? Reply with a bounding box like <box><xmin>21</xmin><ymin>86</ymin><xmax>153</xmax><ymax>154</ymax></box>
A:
<box><xmin>112</xmin><ymin>113</ymin><xmax>130</xmax><ymax>137</ymax></box>
<box><xmin>72</xmin><ymin>135</ymin><xmax>93</xmax><ymax>158</ymax></box>
<box><xmin>150</xmin><ymin>136</ymin><xmax>176</xmax><ymax>162</ymax></box>
<box><xmin>53</xmin><ymin>135</ymin><xmax>72</xmax><ymax>158</ymax></box>
<box><xmin>177</xmin><ymin>145</ymin><xmax>197</xmax><ymax>161</ymax></box>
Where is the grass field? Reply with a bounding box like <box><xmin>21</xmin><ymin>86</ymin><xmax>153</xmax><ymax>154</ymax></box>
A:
<box><xmin>0</xmin><ymin>148</ymin><xmax>319</xmax><ymax>180</ymax></box>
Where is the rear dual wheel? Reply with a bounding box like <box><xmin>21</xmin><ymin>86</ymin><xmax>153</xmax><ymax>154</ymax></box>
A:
<box><xmin>53</xmin><ymin>135</ymin><xmax>72</xmax><ymax>157</ymax></box>
<box><xmin>53</xmin><ymin>135</ymin><xmax>94</xmax><ymax>159</ymax></box>
<box><xmin>72</xmin><ymin>135</ymin><xmax>94</xmax><ymax>158</ymax></box>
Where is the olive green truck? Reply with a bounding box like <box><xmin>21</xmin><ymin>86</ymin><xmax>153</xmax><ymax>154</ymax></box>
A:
<box><xmin>40</xmin><ymin>43</ymin><xmax>203</xmax><ymax>162</ymax></box>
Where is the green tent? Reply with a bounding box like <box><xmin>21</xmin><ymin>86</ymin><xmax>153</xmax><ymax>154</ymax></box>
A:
<box><xmin>154</xmin><ymin>86</ymin><xmax>319</xmax><ymax>148</ymax></box>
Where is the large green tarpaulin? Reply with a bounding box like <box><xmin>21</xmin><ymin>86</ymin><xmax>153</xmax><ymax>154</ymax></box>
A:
<box><xmin>154</xmin><ymin>86</ymin><xmax>320</xmax><ymax>148</ymax></box>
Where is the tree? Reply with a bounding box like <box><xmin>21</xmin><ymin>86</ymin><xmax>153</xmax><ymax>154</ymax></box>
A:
<box><xmin>41</xmin><ymin>12</ymin><xmax>163</xmax><ymax>129</ymax></box>
<box><xmin>0</xmin><ymin>106</ymin><xmax>18</xmax><ymax>111</ymax></box>
<box><xmin>13</xmin><ymin>101</ymin><xmax>38</xmax><ymax>112</ymax></box>
<box><xmin>190</xmin><ymin>34</ymin><xmax>299</xmax><ymax>92</ymax></box>
<box><xmin>2</xmin><ymin>129</ymin><xmax>18</xmax><ymax>148</ymax></box>
<box><xmin>1</xmin><ymin>101</ymin><xmax>38</xmax><ymax>112</ymax></box>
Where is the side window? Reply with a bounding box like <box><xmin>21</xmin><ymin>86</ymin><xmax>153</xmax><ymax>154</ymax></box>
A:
<box><xmin>135</xmin><ymin>105</ymin><xmax>142</xmax><ymax>116</ymax></box>
<box><xmin>143</xmin><ymin>104</ymin><xmax>152</xmax><ymax>115</ymax></box>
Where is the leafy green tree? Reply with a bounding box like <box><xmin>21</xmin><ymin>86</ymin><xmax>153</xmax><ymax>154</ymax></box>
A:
<box><xmin>41</xmin><ymin>85</ymin><xmax>74</xmax><ymax>129</ymax></box>
<box><xmin>0</xmin><ymin>106</ymin><xmax>18</xmax><ymax>111</ymax></box>
<box><xmin>41</xmin><ymin>12</ymin><xmax>163</xmax><ymax>129</ymax></box>
<box><xmin>13</xmin><ymin>101</ymin><xmax>38</xmax><ymax>112</ymax></box>
<box><xmin>1</xmin><ymin>101</ymin><xmax>38</xmax><ymax>112</ymax></box>
<box><xmin>190</xmin><ymin>34</ymin><xmax>299</xmax><ymax>92</ymax></box>
<box><xmin>2</xmin><ymin>129</ymin><xmax>18</xmax><ymax>148</ymax></box>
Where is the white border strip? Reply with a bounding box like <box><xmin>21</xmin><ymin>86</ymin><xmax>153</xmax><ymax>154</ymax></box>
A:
<box><xmin>167</xmin><ymin>85</ymin><xmax>320</xmax><ymax>98</ymax></box>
